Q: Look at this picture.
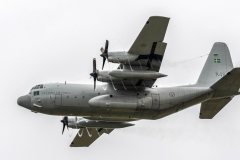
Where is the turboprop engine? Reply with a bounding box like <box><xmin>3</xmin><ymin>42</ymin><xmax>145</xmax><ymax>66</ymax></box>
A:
<box><xmin>99</xmin><ymin>40</ymin><xmax>139</xmax><ymax>70</ymax></box>
<box><xmin>60</xmin><ymin>116</ymin><xmax>134</xmax><ymax>134</ymax></box>
<box><xmin>109</xmin><ymin>69</ymin><xmax>167</xmax><ymax>79</ymax></box>
<box><xmin>97</xmin><ymin>69</ymin><xmax>167</xmax><ymax>83</ymax></box>
<box><xmin>107</xmin><ymin>51</ymin><xmax>139</xmax><ymax>63</ymax></box>
<box><xmin>97</xmin><ymin>71</ymin><xmax>122</xmax><ymax>82</ymax></box>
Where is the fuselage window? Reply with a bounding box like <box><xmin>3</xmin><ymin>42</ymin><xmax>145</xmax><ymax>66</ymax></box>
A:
<box><xmin>34</xmin><ymin>91</ymin><xmax>39</xmax><ymax>96</ymax></box>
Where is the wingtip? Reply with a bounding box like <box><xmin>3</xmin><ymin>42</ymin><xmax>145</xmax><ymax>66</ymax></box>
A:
<box><xmin>149</xmin><ymin>16</ymin><xmax>170</xmax><ymax>19</ymax></box>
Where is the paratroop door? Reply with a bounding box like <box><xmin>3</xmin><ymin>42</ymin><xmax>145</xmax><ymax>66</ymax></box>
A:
<box><xmin>55</xmin><ymin>94</ymin><xmax>62</xmax><ymax>106</ymax></box>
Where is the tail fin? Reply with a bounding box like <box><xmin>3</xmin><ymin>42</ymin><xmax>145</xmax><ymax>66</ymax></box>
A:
<box><xmin>196</xmin><ymin>42</ymin><xmax>234</xmax><ymax>86</ymax></box>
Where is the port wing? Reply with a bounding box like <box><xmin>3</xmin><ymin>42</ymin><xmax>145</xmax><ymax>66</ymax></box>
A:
<box><xmin>70</xmin><ymin>128</ymin><xmax>114</xmax><ymax>147</ymax></box>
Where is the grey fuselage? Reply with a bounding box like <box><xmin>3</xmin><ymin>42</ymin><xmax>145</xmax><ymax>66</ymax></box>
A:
<box><xmin>18</xmin><ymin>83</ymin><xmax>213</xmax><ymax>121</ymax></box>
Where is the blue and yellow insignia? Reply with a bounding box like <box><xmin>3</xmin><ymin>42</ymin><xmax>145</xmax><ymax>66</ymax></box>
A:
<box><xmin>214</xmin><ymin>59</ymin><xmax>221</xmax><ymax>63</ymax></box>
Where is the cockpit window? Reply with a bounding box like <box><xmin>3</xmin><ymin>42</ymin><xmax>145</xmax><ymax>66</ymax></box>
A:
<box><xmin>34</xmin><ymin>91</ymin><xmax>39</xmax><ymax>96</ymax></box>
<box><xmin>31</xmin><ymin>84</ymin><xmax>43</xmax><ymax>90</ymax></box>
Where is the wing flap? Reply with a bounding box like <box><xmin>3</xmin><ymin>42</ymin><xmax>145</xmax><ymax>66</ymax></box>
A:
<box><xmin>70</xmin><ymin>128</ymin><xmax>114</xmax><ymax>147</ymax></box>
<box><xmin>155</xmin><ymin>42</ymin><xmax>167</xmax><ymax>56</ymax></box>
<box><xmin>199</xmin><ymin>98</ymin><xmax>232</xmax><ymax>119</ymax></box>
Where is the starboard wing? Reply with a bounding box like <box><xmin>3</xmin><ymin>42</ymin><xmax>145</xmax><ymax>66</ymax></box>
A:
<box><xmin>110</xmin><ymin>16</ymin><xmax>170</xmax><ymax>88</ymax></box>
<box><xmin>128</xmin><ymin>16</ymin><xmax>169</xmax><ymax>55</ymax></box>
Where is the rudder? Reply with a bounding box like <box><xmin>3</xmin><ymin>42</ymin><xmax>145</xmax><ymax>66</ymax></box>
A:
<box><xmin>196</xmin><ymin>42</ymin><xmax>233</xmax><ymax>86</ymax></box>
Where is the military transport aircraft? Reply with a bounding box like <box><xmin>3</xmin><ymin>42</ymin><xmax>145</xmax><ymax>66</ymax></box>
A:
<box><xmin>17</xmin><ymin>16</ymin><xmax>240</xmax><ymax>147</ymax></box>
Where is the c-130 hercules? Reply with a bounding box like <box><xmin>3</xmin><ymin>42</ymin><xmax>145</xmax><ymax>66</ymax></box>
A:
<box><xmin>17</xmin><ymin>16</ymin><xmax>240</xmax><ymax>147</ymax></box>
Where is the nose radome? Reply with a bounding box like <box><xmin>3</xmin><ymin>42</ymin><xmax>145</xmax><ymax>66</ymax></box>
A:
<box><xmin>17</xmin><ymin>95</ymin><xmax>31</xmax><ymax>108</ymax></box>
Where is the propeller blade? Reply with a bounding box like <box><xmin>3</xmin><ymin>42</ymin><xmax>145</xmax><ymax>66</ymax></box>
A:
<box><xmin>93</xmin><ymin>58</ymin><xmax>96</xmax><ymax>72</ymax></box>
<box><xmin>61</xmin><ymin>116</ymin><xmax>68</xmax><ymax>134</ymax></box>
<box><xmin>102</xmin><ymin>57</ymin><xmax>106</xmax><ymax>70</ymax></box>
<box><xmin>90</xmin><ymin>59</ymin><xmax>98</xmax><ymax>91</ymax></box>
<box><xmin>104</xmin><ymin>40</ymin><xmax>109</xmax><ymax>53</ymax></box>
<box><xmin>100</xmin><ymin>40</ymin><xmax>109</xmax><ymax>70</ymax></box>
<box><xmin>94</xmin><ymin>77</ymin><xmax>96</xmax><ymax>91</ymax></box>
<box><xmin>62</xmin><ymin>124</ymin><xmax>65</xmax><ymax>134</ymax></box>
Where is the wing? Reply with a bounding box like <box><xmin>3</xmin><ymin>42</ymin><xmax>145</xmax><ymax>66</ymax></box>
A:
<box><xmin>112</xmin><ymin>16</ymin><xmax>170</xmax><ymax>88</ymax></box>
<box><xmin>70</xmin><ymin>128</ymin><xmax>114</xmax><ymax>147</ymax></box>
<box><xmin>128</xmin><ymin>16</ymin><xmax>169</xmax><ymax>55</ymax></box>
<box><xmin>199</xmin><ymin>98</ymin><xmax>232</xmax><ymax>119</ymax></box>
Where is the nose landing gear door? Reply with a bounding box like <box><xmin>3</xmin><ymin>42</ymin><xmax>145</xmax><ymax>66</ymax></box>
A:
<box><xmin>32</xmin><ymin>91</ymin><xmax>42</xmax><ymax>107</ymax></box>
<box><xmin>55</xmin><ymin>94</ymin><xmax>62</xmax><ymax>106</ymax></box>
<box><xmin>36</xmin><ymin>98</ymin><xmax>42</xmax><ymax>107</ymax></box>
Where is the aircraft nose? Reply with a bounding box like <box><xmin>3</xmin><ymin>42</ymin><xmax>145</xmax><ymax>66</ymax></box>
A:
<box><xmin>17</xmin><ymin>95</ymin><xmax>31</xmax><ymax>108</ymax></box>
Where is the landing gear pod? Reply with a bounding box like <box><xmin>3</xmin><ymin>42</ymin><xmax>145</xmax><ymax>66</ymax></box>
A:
<box><xmin>88</xmin><ymin>94</ymin><xmax>153</xmax><ymax>111</ymax></box>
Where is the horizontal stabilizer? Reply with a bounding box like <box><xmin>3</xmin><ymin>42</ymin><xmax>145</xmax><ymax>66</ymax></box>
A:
<box><xmin>199</xmin><ymin>98</ymin><xmax>232</xmax><ymax>119</ymax></box>
<box><xmin>211</xmin><ymin>68</ymin><xmax>240</xmax><ymax>92</ymax></box>
<box><xmin>200</xmin><ymin>68</ymin><xmax>240</xmax><ymax>119</ymax></box>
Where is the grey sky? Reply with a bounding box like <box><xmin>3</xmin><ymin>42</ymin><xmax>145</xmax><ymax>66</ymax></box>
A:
<box><xmin>1</xmin><ymin>0</ymin><xmax>240</xmax><ymax>159</ymax></box>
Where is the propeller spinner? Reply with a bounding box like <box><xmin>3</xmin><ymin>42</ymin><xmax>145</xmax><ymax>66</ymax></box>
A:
<box><xmin>90</xmin><ymin>58</ymin><xmax>98</xmax><ymax>91</ymax></box>
<box><xmin>60</xmin><ymin>116</ymin><xmax>68</xmax><ymax>134</ymax></box>
<box><xmin>100</xmin><ymin>40</ymin><xmax>109</xmax><ymax>70</ymax></box>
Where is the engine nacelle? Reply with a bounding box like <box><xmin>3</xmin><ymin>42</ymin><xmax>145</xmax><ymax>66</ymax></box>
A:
<box><xmin>67</xmin><ymin>117</ymin><xmax>134</xmax><ymax>129</ymax></box>
<box><xmin>97</xmin><ymin>71</ymin><xmax>122</xmax><ymax>82</ymax></box>
<box><xmin>109</xmin><ymin>70</ymin><xmax>167</xmax><ymax>79</ymax></box>
<box><xmin>97</xmin><ymin>70</ymin><xmax>167</xmax><ymax>83</ymax></box>
<box><xmin>88</xmin><ymin>94</ymin><xmax>153</xmax><ymax>111</ymax></box>
<box><xmin>108</xmin><ymin>51</ymin><xmax>138</xmax><ymax>63</ymax></box>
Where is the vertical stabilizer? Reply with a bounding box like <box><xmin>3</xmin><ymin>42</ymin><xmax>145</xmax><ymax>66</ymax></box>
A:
<box><xmin>196</xmin><ymin>42</ymin><xmax>233</xmax><ymax>86</ymax></box>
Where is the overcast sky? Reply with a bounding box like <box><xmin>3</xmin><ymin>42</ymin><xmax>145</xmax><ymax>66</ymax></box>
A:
<box><xmin>1</xmin><ymin>0</ymin><xmax>240</xmax><ymax>159</ymax></box>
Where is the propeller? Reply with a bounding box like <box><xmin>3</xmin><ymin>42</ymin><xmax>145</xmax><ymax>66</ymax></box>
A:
<box><xmin>60</xmin><ymin>116</ymin><xmax>68</xmax><ymax>134</ymax></box>
<box><xmin>100</xmin><ymin>40</ymin><xmax>109</xmax><ymax>70</ymax></box>
<box><xmin>90</xmin><ymin>58</ymin><xmax>98</xmax><ymax>91</ymax></box>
